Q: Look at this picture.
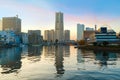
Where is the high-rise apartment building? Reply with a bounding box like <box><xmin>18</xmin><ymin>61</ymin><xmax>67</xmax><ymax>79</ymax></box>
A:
<box><xmin>77</xmin><ymin>24</ymin><xmax>85</xmax><ymax>40</ymax></box>
<box><xmin>44</xmin><ymin>30</ymin><xmax>55</xmax><ymax>42</ymax></box>
<box><xmin>55</xmin><ymin>12</ymin><xmax>64</xmax><ymax>42</ymax></box>
<box><xmin>50</xmin><ymin>30</ymin><xmax>55</xmax><ymax>42</ymax></box>
<box><xmin>2</xmin><ymin>15</ymin><xmax>21</xmax><ymax>34</ymax></box>
<box><xmin>64</xmin><ymin>30</ymin><xmax>70</xmax><ymax>41</ymax></box>
<box><xmin>44</xmin><ymin>30</ymin><xmax>50</xmax><ymax>41</ymax></box>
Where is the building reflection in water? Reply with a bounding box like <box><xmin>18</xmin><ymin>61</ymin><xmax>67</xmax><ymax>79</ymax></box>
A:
<box><xmin>44</xmin><ymin>46</ymin><xmax>55</xmax><ymax>58</ymax></box>
<box><xmin>0</xmin><ymin>47</ymin><xmax>22</xmax><ymax>74</ymax></box>
<box><xmin>21</xmin><ymin>46</ymin><xmax>28</xmax><ymax>56</ymax></box>
<box><xmin>77</xmin><ymin>49</ymin><xmax>85</xmax><ymax>70</ymax></box>
<box><xmin>94</xmin><ymin>51</ymin><xmax>117</xmax><ymax>70</ymax></box>
<box><xmin>54</xmin><ymin>45</ymin><xmax>65</xmax><ymax>77</ymax></box>
<box><xmin>63</xmin><ymin>46</ymin><xmax>70</xmax><ymax>57</ymax></box>
<box><xmin>28</xmin><ymin>46</ymin><xmax>43</xmax><ymax>62</ymax></box>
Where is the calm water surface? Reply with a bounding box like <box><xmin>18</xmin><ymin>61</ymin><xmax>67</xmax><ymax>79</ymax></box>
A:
<box><xmin>0</xmin><ymin>45</ymin><xmax>120</xmax><ymax>80</ymax></box>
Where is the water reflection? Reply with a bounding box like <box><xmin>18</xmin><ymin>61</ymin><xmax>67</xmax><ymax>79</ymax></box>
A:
<box><xmin>77</xmin><ymin>49</ymin><xmax>119</xmax><ymax>71</ymax></box>
<box><xmin>0</xmin><ymin>46</ymin><xmax>120</xmax><ymax>80</ymax></box>
<box><xmin>63</xmin><ymin>46</ymin><xmax>70</xmax><ymax>57</ymax></box>
<box><xmin>28</xmin><ymin>46</ymin><xmax>43</xmax><ymax>62</ymax></box>
<box><xmin>77</xmin><ymin>49</ymin><xmax>85</xmax><ymax>70</ymax></box>
<box><xmin>43</xmin><ymin>46</ymin><xmax>70</xmax><ymax>77</ymax></box>
<box><xmin>44</xmin><ymin>46</ymin><xmax>55</xmax><ymax>58</ymax></box>
<box><xmin>94</xmin><ymin>51</ymin><xmax>117</xmax><ymax>70</ymax></box>
<box><xmin>55</xmin><ymin>46</ymin><xmax>65</xmax><ymax>77</ymax></box>
<box><xmin>0</xmin><ymin>47</ymin><xmax>22</xmax><ymax>74</ymax></box>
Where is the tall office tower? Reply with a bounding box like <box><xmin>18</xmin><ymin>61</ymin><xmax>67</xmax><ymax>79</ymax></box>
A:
<box><xmin>64</xmin><ymin>30</ymin><xmax>70</xmax><ymax>41</ymax></box>
<box><xmin>77</xmin><ymin>24</ymin><xmax>85</xmax><ymax>41</ymax></box>
<box><xmin>55</xmin><ymin>12</ymin><xmax>64</xmax><ymax>42</ymax></box>
<box><xmin>2</xmin><ymin>15</ymin><xmax>21</xmax><ymax>34</ymax></box>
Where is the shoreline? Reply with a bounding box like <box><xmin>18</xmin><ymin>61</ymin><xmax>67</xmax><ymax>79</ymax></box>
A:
<box><xmin>75</xmin><ymin>45</ymin><xmax>120</xmax><ymax>51</ymax></box>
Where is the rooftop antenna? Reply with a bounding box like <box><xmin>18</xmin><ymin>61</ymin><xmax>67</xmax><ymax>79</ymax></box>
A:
<box><xmin>95</xmin><ymin>24</ymin><xmax>97</xmax><ymax>31</ymax></box>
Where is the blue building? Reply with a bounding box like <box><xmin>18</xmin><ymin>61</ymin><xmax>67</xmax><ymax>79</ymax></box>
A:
<box><xmin>0</xmin><ymin>30</ymin><xmax>21</xmax><ymax>45</ymax></box>
<box><xmin>95</xmin><ymin>27</ymin><xmax>119</xmax><ymax>43</ymax></box>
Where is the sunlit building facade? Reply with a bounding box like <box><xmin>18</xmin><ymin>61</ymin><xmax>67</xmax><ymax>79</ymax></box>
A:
<box><xmin>2</xmin><ymin>15</ymin><xmax>21</xmax><ymax>34</ymax></box>
<box><xmin>44</xmin><ymin>30</ymin><xmax>50</xmax><ymax>41</ymax></box>
<box><xmin>77</xmin><ymin>24</ymin><xmax>84</xmax><ymax>41</ymax></box>
<box><xmin>55</xmin><ymin>12</ymin><xmax>64</xmax><ymax>42</ymax></box>
<box><xmin>84</xmin><ymin>31</ymin><xmax>95</xmax><ymax>42</ymax></box>
<box><xmin>50</xmin><ymin>30</ymin><xmax>55</xmax><ymax>42</ymax></box>
<box><xmin>44</xmin><ymin>30</ymin><xmax>55</xmax><ymax>42</ymax></box>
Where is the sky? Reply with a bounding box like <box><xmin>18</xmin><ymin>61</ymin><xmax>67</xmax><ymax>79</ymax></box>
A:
<box><xmin>0</xmin><ymin>0</ymin><xmax>120</xmax><ymax>40</ymax></box>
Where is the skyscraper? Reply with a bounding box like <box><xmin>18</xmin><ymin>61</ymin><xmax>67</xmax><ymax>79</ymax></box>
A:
<box><xmin>2</xmin><ymin>15</ymin><xmax>21</xmax><ymax>34</ymax></box>
<box><xmin>77</xmin><ymin>24</ymin><xmax>85</xmax><ymax>40</ymax></box>
<box><xmin>55</xmin><ymin>12</ymin><xmax>64</xmax><ymax>42</ymax></box>
<box><xmin>64</xmin><ymin>30</ymin><xmax>70</xmax><ymax>41</ymax></box>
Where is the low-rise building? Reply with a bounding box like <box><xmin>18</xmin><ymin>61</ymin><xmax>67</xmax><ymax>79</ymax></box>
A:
<box><xmin>0</xmin><ymin>30</ymin><xmax>20</xmax><ymax>45</ymax></box>
<box><xmin>84</xmin><ymin>31</ymin><xmax>95</xmax><ymax>42</ymax></box>
<box><xmin>95</xmin><ymin>27</ymin><xmax>119</xmax><ymax>43</ymax></box>
<box><xmin>21</xmin><ymin>32</ymin><xmax>28</xmax><ymax>44</ymax></box>
<box><xmin>28</xmin><ymin>30</ymin><xmax>43</xmax><ymax>45</ymax></box>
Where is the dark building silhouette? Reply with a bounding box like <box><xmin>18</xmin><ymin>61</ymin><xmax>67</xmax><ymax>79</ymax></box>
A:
<box><xmin>28</xmin><ymin>30</ymin><xmax>43</xmax><ymax>45</ymax></box>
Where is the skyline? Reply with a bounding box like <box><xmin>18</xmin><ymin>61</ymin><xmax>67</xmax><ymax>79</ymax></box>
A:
<box><xmin>0</xmin><ymin>0</ymin><xmax>120</xmax><ymax>40</ymax></box>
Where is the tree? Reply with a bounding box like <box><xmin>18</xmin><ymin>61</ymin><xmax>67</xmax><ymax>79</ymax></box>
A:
<box><xmin>78</xmin><ymin>40</ymin><xmax>85</xmax><ymax>45</ymax></box>
<box><xmin>93</xmin><ymin>42</ymin><xmax>97</xmax><ymax>46</ymax></box>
